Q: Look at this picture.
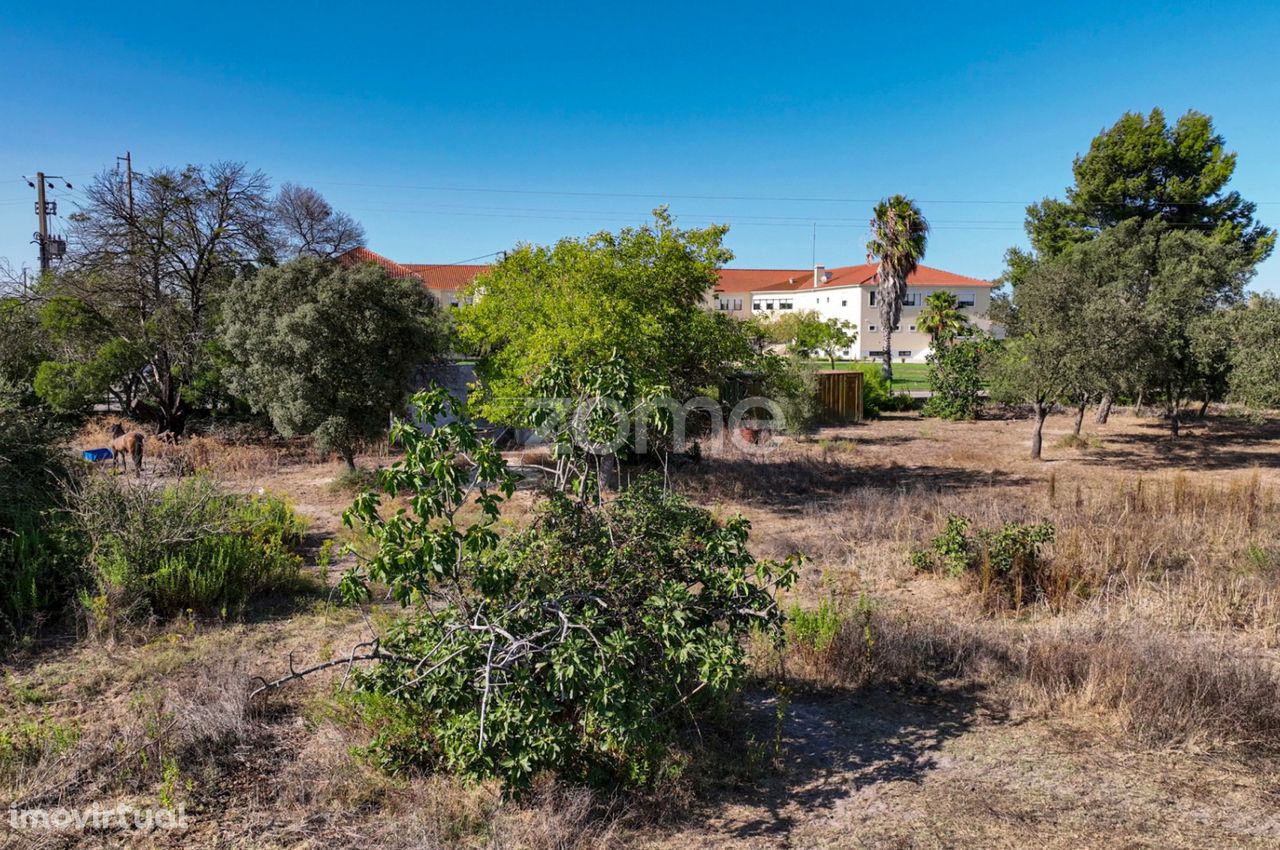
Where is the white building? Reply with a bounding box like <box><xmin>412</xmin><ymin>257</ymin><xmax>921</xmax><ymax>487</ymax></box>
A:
<box><xmin>742</xmin><ymin>262</ymin><xmax>996</xmax><ymax>362</ymax></box>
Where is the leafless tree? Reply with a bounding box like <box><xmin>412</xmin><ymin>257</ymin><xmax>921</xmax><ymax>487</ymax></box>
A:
<box><xmin>273</xmin><ymin>183</ymin><xmax>365</xmax><ymax>259</ymax></box>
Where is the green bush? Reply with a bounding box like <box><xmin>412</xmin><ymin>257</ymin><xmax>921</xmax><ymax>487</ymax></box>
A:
<box><xmin>340</xmin><ymin>388</ymin><xmax>798</xmax><ymax>789</ymax></box>
<box><xmin>75</xmin><ymin>476</ymin><xmax>306</xmax><ymax>628</ymax></box>
<box><xmin>787</xmin><ymin>599</ymin><xmax>841</xmax><ymax>653</ymax></box>
<box><xmin>911</xmin><ymin>515</ymin><xmax>973</xmax><ymax>577</ymax></box>
<box><xmin>756</xmin><ymin>353</ymin><xmax>821</xmax><ymax>433</ymax></box>
<box><xmin>853</xmin><ymin>364</ymin><xmax>914</xmax><ymax>417</ymax></box>
<box><xmin>921</xmin><ymin>336</ymin><xmax>993</xmax><ymax>421</ymax></box>
<box><xmin>913</xmin><ymin>515</ymin><xmax>1057</xmax><ymax>610</ymax></box>
<box><xmin>0</xmin><ymin>384</ymin><xmax>84</xmax><ymax>643</ymax></box>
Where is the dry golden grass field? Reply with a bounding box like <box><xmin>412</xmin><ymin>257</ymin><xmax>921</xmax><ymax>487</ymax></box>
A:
<box><xmin>5</xmin><ymin>407</ymin><xmax>1280</xmax><ymax>849</ymax></box>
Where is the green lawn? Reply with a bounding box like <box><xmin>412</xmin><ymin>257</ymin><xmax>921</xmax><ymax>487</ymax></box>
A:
<box><xmin>830</xmin><ymin>360</ymin><xmax>930</xmax><ymax>391</ymax></box>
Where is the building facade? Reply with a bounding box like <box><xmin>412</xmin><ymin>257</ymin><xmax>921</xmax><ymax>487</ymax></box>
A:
<box><xmin>744</xmin><ymin>263</ymin><xmax>995</xmax><ymax>362</ymax></box>
<box><xmin>339</xmin><ymin>247</ymin><xmax>994</xmax><ymax>362</ymax></box>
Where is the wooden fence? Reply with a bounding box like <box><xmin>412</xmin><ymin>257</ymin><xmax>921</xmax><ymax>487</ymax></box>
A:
<box><xmin>815</xmin><ymin>370</ymin><xmax>863</xmax><ymax>423</ymax></box>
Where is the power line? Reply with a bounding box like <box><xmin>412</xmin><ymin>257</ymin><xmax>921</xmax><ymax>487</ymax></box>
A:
<box><xmin>302</xmin><ymin>178</ymin><xmax>1280</xmax><ymax>207</ymax></box>
<box><xmin>409</xmin><ymin>250</ymin><xmax>506</xmax><ymax>271</ymax></box>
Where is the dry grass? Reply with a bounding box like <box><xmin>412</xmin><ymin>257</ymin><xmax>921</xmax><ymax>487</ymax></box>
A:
<box><xmin>12</xmin><ymin>408</ymin><xmax>1280</xmax><ymax>847</ymax></box>
<box><xmin>782</xmin><ymin>599</ymin><xmax>1280</xmax><ymax>755</ymax></box>
<box><xmin>1014</xmin><ymin>625</ymin><xmax>1280</xmax><ymax>751</ymax></box>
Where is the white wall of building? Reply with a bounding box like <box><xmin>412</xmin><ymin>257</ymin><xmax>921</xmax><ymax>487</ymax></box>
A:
<box><xmin>751</xmin><ymin>281</ymin><xmax>994</xmax><ymax>362</ymax></box>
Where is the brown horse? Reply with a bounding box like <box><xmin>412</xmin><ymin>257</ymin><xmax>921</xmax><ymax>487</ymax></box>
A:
<box><xmin>108</xmin><ymin>423</ymin><xmax>145</xmax><ymax>477</ymax></box>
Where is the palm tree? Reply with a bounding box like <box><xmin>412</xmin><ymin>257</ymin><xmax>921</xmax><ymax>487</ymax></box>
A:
<box><xmin>867</xmin><ymin>195</ymin><xmax>929</xmax><ymax>380</ymax></box>
<box><xmin>918</xmin><ymin>290</ymin><xmax>969</xmax><ymax>348</ymax></box>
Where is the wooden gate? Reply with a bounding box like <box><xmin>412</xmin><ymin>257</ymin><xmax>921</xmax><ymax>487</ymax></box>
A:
<box><xmin>815</xmin><ymin>370</ymin><xmax>863</xmax><ymax>423</ymax></box>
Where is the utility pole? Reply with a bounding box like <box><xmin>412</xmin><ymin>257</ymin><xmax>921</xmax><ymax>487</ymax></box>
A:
<box><xmin>35</xmin><ymin>172</ymin><xmax>49</xmax><ymax>272</ymax></box>
<box><xmin>26</xmin><ymin>171</ymin><xmax>72</xmax><ymax>272</ymax></box>
<box><xmin>117</xmin><ymin>152</ymin><xmax>134</xmax><ymax>218</ymax></box>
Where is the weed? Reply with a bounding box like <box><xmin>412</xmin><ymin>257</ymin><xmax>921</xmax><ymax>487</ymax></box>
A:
<box><xmin>74</xmin><ymin>476</ymin><xmax>307</xmax><ymax>632</ymax></box>
<box><xmin>787</xmin><ymin>598</ymin><xmax>841</xmax><ymax>652</ymax></box>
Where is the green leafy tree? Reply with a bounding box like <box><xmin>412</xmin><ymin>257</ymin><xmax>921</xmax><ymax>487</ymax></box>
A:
<box><xmin>765</xmin><ymin>311</ymin><xmax>856</xmax><ymax>367</ymax></box>
<box><xmin>812</xmin><ymin>318</ymin><xmax>857</xmax><ymax>368</ymax></box>
<box><xmin>0</xmin><ymin>297</ymin><xmax>49</xmax><ymax>403</ymax></box>
<box><xmin>457</xmin><ymin>209</ymin><xmax>753</xmax><ymax>429</ymax></box>
<box><xmin>1110</xmin><ymin>222</ymin><xmax>1247</xmax><ymax>435</ymax></box>
<box><xmin>36</xmin><ymin>163</ymin><xmax>276</xmax><ymax>433</ymax></box>
<box><xmin>986</xmin><ymin>254</ymin><xmax>1096</xmax><ymax>459</ymax></box>
<box><xmin>1002</xmin><ymin>110</ymin><xmax>1272</xmax><ymax>428</ymax></box>
<box><xmin>220</xmin><ymin>256</ymin><xmax>445</xmax><ymax>469</ymax></box>
<box><xmin>1229</xmin><ymin>296</ymin><xmax>1280</xmax><ymax>410</ymax></box>
<box><xmin>917</xmin><ymin>291</ymin><xmax>969</xmax><ymax>346</ymax></box>
<box><xmin>1024</xmin><ymin>108</ymin><xmax>1274</xmax><ymax>263</ymax></box>
<box><xmin>326</xmin><ymin>389</ymin><xmax>797</xmax><ymax>788</ymax></box>
<box><xmin>922</xmin><ymin>334</ymin><xmax>992</xmax><ymax>421</ymax></box>
<box><xmin>867</xmin><ymin>195</ymin><xmax>929</xmax><ymax>381</ymax></box>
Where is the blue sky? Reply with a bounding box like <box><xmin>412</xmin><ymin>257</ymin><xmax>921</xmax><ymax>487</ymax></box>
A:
<box><xmin>2</xmin><ymin>1</ymin><xmax>1278</xmax><ymax>289</ymax></box>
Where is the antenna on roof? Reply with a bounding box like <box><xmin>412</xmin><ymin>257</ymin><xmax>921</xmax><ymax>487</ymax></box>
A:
<box><xmin>811</xmin><ymin>222</ymin><xmax>816</xmax><ymax>268</ymax></box>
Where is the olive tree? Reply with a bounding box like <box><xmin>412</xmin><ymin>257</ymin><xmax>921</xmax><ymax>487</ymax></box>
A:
<box><xmin>220</xmin><ymin>257</ymin><xmax>446</xmax><ymax>468</ymax></box>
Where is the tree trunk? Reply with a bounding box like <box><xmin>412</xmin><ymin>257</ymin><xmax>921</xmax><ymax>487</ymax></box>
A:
<box><xmin>1198</xmin><ymin>394</ymin><xmax>1210</xmax><ymax>419</ymax></box>
<box><xmin>1030</xmin><ymin>403</ymin><xmax>1048</xmax><ymax>460</ymax></box>
<box><xmin>1168</xmin><ymin>402</ymin><xmax>1181</xmax><ymax>438</ymax></box>
<box><xmin>341</xmin><ymin>448</ymin><xmax>357</xmax><ymax>471</ymax></box>
<box><xmin>1135</xmin><ymin>389</ymin><xmax>1145</xmax><ymax>414</ymax></box>
<box><xmin>599</xmin><ymin>453</ymin><xmax>617</xmax><ymax>493</ymax></box>
<box><xmin>881</xmin><ymin>325</ymin><xmax>894</xmax><ymax>382</ymax></box>
<box><xmin>1095</xmin><ymin>395</ymin><xmax>1112</xmax><ymax>424</ymax></box>
<box><xmin>130</xmin><ymin>396</ymin><xmax>188</xmax><ymax>437</ymax></box>
<box><xmin>1073</xmin><ymin>400</ymin><xmax>1086</xmax><ymax>436</ymax></box>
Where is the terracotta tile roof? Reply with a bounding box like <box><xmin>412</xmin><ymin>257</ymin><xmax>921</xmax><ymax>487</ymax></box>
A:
<box><xmin>338</xmin><ymin>248</ymin><xmax>989</xmax><ymax>297</ymax></box>
<box><xmin>336</xmin><ymin>248</ymin><xmax>491</xmax><ymax>291</ymax></box>
<box><xmin>750</xmin><ymin>263</ymin><xmax>992</xmax><ymax>293</ymax></box>
<box><xmin>335</xmin><ymin>246</ymin><xmax>423</xmax><ymax>280</ymax></box>
<box><xmin>714</xmin><ymin>268</ymin><xmax>810</xmax><ymax>293</ymax></box>
<box><xmin>402</xmin><ymin>264</ymin><xmax>491</xmax><ymax>291</ymax></box>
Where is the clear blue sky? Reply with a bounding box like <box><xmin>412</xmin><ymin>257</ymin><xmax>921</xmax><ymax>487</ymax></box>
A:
<box><xmin>2</xmin><ymin>1</ymin><xmax>1278</xmax><ymax>289</ymax></box>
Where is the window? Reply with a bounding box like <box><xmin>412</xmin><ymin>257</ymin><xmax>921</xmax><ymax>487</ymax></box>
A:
<box><xmin>841</xmin><ymin>300</ymin><xmax>847</xmax><ymax>307</ymax></box>
<box><xmin>868</xmin><ymin>324</ymin><xmax>877</xmax><ymax>332</ymax></box>
<box><xmin>909</xmin><ymin>324</ymin><xmax>916</xmax><ymax>332</ymax></box>
<box><xmin>778</xmin><ymin>300</ymin><xmax>793</xmax><ymax>310</ymax></box>
<box><xmin>869</xmin><ymin>291</ymin><xmax>877</xmax><ymax>306</ymax></box>
<box><xmin>897</xmin><ymin>350</ymin><xmax>912</xmax><ymax>358</ymax></box>
<box><xmin>869</xmin><ymin>350</ymin><xmax>886</xmax><ymax>358</ymax></box>
<box><xmin>718</xmin><ymin>296</ymin><xmax>743</xmax><ymax>311</ymax></box>
<box><xmin>957</xmin><ymin>290</ymin><xmax>976</xmax><ymax>308</ymax></box>
<box><xmin>903</xmin><ymin>293</ymin><xmax>921</xmax><ymax>307</ymax></box>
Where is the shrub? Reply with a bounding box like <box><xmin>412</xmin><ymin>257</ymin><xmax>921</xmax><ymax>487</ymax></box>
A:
<box><xmin>74</xmin><ymin>475</ymin><xmax>306</xmax><ymax>629</ymax></box>
<box><xmin>921</xmin><ymin>336</ymin><xmax>992</xmax><ymax>421</ymax></box>
<box><xmin>911</xmin><ymin>515</ymin><xmax>973</xmax><ymax>577</ymax></box>
<box><xmin>338</xmin><ymin>388</ymin><xmax>798</xmax><ymax>788</ymax></box>
<box><xmin>787</xmin><ymin>598</ymin><xmax>841</xmax><ymax>653</ymax></box>
<box><xmin>914</xmin><ymin>515</ymin><xmax>1058</xmax><ymax>610</ymax></box>
<box><xmin>853</xmin><ymin>364</ymin><xmax>914</xmax><ymax>417</ymax></box>
<box><xmin>0</xmin><ymin>383</ymin><xmax>85</xmax><ymax>642</ymax></box>
<box><xmin>756</xmin><ymin>353</ymin><xmax>821</xmax><ymax>433</ymax></box>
